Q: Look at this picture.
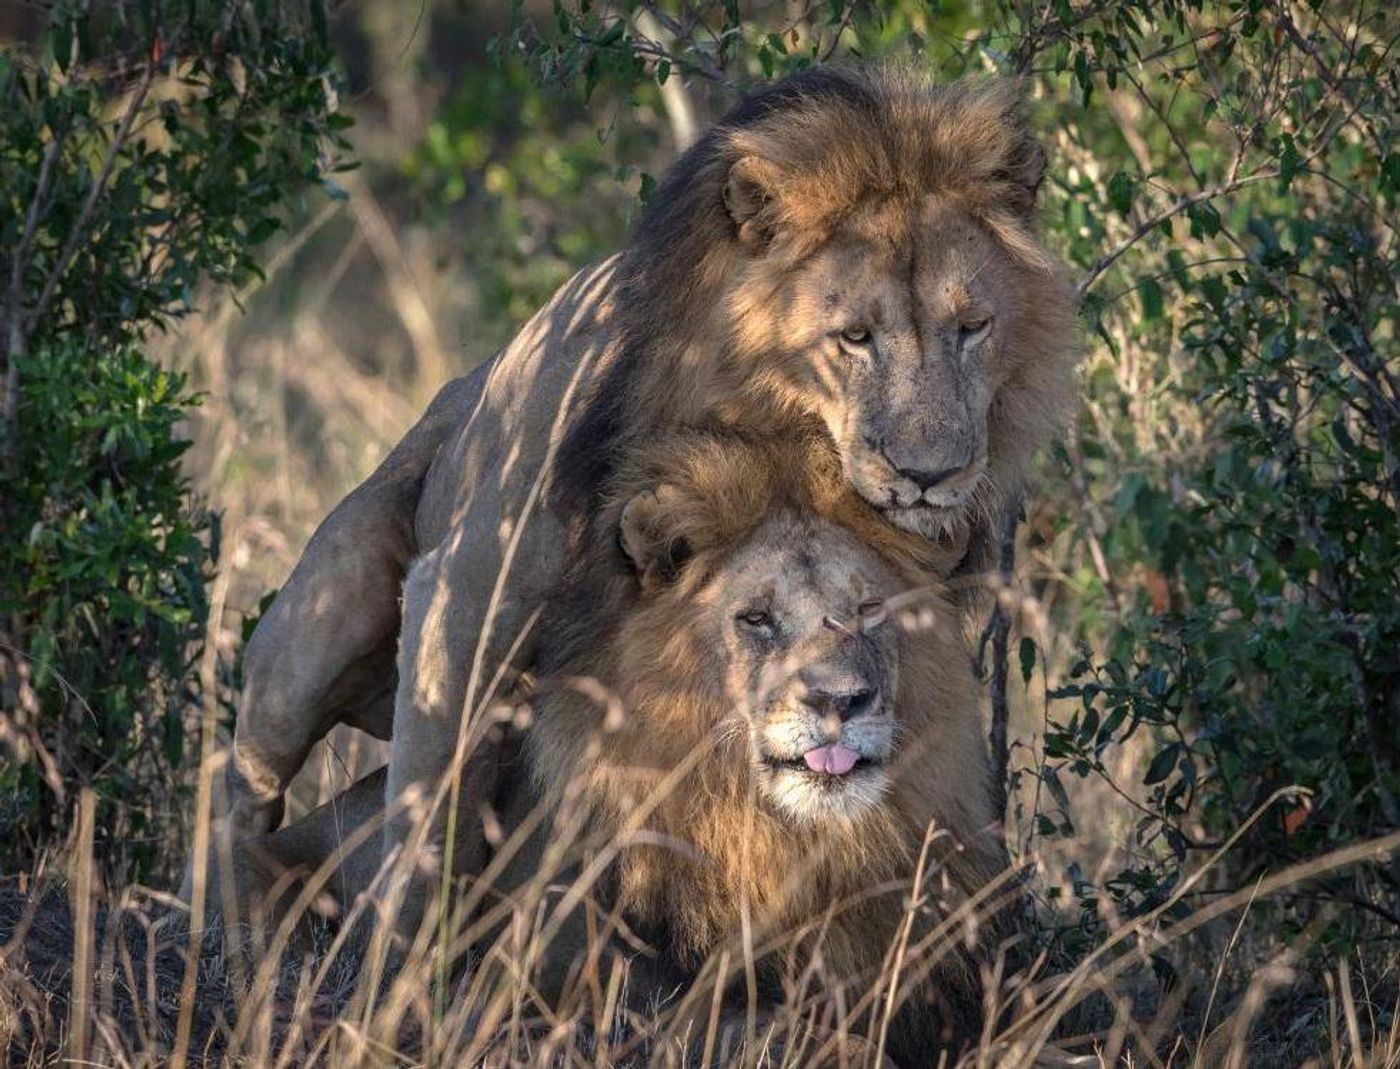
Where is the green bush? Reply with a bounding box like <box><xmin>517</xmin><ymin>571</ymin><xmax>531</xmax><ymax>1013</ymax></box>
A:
<box><xmin>0</xmin><ymin>0</ymin><xmax>349</xmax><ymax>882</ymax></box>
<box><xmin>0</xmin><ymin>343</ymin><xmax>212</xmax><ymax>876</ymax></box>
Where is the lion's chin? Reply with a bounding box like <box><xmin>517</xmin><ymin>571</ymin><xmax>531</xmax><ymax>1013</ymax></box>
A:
<box><xmin>881</xmin><ymin>500</ymin><xmax>962</xmax><ymax>539</ymax></box>
<box><xmin>761</xmin><ymin>764</ymin><xmax>891</xmax><ymax>824</ymax></box>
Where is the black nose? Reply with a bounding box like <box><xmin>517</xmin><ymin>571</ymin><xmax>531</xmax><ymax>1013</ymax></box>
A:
<box><xmin>895</xmin><ymin>464</ymin><xmax>962</xmax><ymax>491</ymax></box>
<box><xmin>806</xmin><ymin>687</ymin><xmax>879</xmax><ymax>722</ymax></box>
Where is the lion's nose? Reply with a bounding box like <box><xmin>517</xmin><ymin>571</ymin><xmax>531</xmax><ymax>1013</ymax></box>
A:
<box><xmin>877</xmin><ymin>438</ymin><xmax>972</xmax><ymax>492</ymax></box>
<box><xmin>804</xmin><ymin>686</ymin><xmax>879</xmax><ymax>723</ymax></box>
<box><xmin>894</xmin><ymin>463</ymin><xmax>962</xmax><ymax>491</ymax></box>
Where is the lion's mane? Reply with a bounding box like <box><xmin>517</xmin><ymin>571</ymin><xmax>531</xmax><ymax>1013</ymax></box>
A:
<box><xmin>533</xmin><ymin>432</ymin><xmax>1012</xmax><ymax>1048</ymax></box>
<box><xmin>560</xmin><ymin>66</ymin><xmax>1077</xmax><ymax>572</ymax></box>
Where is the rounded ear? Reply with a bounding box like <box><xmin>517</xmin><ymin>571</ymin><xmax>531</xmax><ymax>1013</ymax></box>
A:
<box><xmin>1015</xmin><ymin>138</ymin><xmax>1048</xmax><ymax>202</ymax></box>
<box><xmin>722</xmin><ymin>156</ymin><xmax>781</xmax><ymax>249</ymax></box>
<box><xmin>999</xmin><ymin>131</ymin><xmax>1048</xmax><ymax>215</ymax></box>
<box><xmin>619</xmin><ymin>486</ymin><xmax>693</xmax><ymax>591</ymax></box>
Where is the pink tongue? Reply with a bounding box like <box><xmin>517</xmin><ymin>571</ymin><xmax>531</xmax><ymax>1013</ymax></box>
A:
<box><xmin>803</xmin><ymin>743</ymin><xmax>860</xmax><ymax>776</ymax></box>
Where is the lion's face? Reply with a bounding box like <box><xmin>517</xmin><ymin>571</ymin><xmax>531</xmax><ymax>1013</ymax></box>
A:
<box><xmin>620</xmin><ymin>491</ymin><xmax>907</xmax><ymax>824</ymax></box>
<box><xmin>710</xmin><ymin>513</ymin><xmax>903</xmax><ymax>822</ymax></box>
<box><xmin>731</xmin><ymin>199</ymin><xmax>1028</xmax><ymax>539</ymax></box>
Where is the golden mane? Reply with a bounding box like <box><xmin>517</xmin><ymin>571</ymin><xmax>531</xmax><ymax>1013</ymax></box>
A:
<box><xmin>532</xmin><ymin>432</ymin><xmax>1010</xmax><ymax>1041</ymax></box>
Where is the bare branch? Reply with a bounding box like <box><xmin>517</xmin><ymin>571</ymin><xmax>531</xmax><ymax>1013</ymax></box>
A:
<box><xmin>634</xmin><ymin>7</ymin><xmax>699</xmax><ymax>150</ymax></box>
<box><xmin>1076</xmin><ymin>171</ymin><xmax>1279</xmax><ymax>297</ymax></box>
<box><xmin>25</xmin><ymin>61</ymin><xmax>156</xmax><ymax>338</ymax></box>
<box><xmin>3</xmin><ymin>135</ymin><xmax>64</xmax><ymax>474</ymax></box>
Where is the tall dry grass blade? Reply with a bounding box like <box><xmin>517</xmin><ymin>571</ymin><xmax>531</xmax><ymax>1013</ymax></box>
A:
<box><xmin>1009</xmin><ymin>829</ymin><xmax>1400</xmax><ymax>1059</ymax></box>
<box><xmin>172</xmin><ymin>746</ymin><xmax>225</xmax><ymax>1069</ymax></box>
<box><xmin>700</xmin><ymin>948</ymin><xmax>731</xmax><ymax>1069</ymax></box>
<box><xmin>1193</xmin><ymin>876</ymin><xmax>1263</xmax><ymax>1058</ymax></box>
<box><xmin>874</xmin><ymin>818</ymin><xmax>941</xmax><ymax>1067</ymax></box>
<box><xmin>66</xmin><ymin>788</ymin><xmax>96</xmax><ymax>1066</ymax></box>
<box><xmin>1339</xmin><ymin>959</ymin><xmax>1365</xmax><ymax>1069</ymax></box>
<box><xmin>1221</xmin><ymin>951</ymin><xmax>1295</xmax><ymax>1069</ymax></box>
<box><xmin>224</xmin><ymin>791</ymin><xmax>413</xmax><ymax>1059</ymax></box>
<box><xmin>344</xmin><ymin>175</ymin><xmax>450</xmax><ymax>393</ymax></box>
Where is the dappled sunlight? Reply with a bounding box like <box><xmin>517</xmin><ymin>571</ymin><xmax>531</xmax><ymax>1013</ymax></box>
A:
<box><xmin>2</xmin><ymin>2</ymin><xmax>1395</xmax><ymax>1066</ymax></box>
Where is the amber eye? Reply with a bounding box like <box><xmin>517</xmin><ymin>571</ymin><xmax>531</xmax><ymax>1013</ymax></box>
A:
<box><xmin>737</xmin><ymin>609</ymin><xmax>775</xmax><ymax>629</ymax></box>
<box><xmin>839</xmin><ymin>324</ymin><xmax>872</xmax><ymax>345</ymax></box>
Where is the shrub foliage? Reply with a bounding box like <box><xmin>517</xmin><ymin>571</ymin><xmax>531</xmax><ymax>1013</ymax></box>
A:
<box><xmin>0</xmin><ymin>0</ymin><xmax>348</xmax><ymax>880</ymax></box>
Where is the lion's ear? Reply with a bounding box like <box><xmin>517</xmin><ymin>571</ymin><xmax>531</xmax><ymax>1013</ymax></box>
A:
<box><xmin>1000</xmin><ymin>129</ymin><xmax>1048</xmax><ymax>213</ymax></box>
<box><xmin>723</xmin><ymin>156</ymin><xmax>781</xmax><ymax>249</ymax></box>
<box><xmin>619</xmin><ymin>486</ymin><xmax>693</xmax><ymax>591</ymax></box>
<box><xmin>1014</xmin><ymin>138</ymin><xmax>1047</xmax><ymax>202</ymax></box>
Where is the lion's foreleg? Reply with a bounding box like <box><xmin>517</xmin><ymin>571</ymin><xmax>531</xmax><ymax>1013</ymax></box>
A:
<box><xmin>180</xmin><ymin>482</ymin><xmax>415</xmax><ymax>907</ymax></box>
<box><xmin>385</xmin><ymin>533</ymin><xmax>549</xmax><ymax>940</ymax></box>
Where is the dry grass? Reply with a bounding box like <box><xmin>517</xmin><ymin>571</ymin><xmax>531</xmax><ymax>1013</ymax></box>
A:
<box><xmin>1</xmin><ymin>760</ymin><xmax>1396</xmax><ymax>1067</ymax></box>
<box><xmin>3</xmin><ymin>38</ymin><xmax>1392</xmax><ymax>1065</ymax></box>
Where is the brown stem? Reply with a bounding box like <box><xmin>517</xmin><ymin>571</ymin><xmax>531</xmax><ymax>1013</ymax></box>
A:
<box><xmin>24</xmin><ymin>62</ymin><xmax>155</xmax><ymax>340</ymax></box>
<box><xmin>3</xmin><ymin>137</ymin><xmax>64</xmax><ymax>476</ymax></box>
<box><xmin>988</xmin><ymin>497</ymin><xmax>1020</xmax><ymax>822</ymax></box>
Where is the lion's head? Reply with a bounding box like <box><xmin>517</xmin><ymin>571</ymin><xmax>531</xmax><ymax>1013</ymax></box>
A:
<box><xmin>618</xmin><ymin>483</ymin><xmax>907</xmax><ymax>823</ymax></box>
<box><xmin>720</xmin><ymin>190</ymin><xmax>1070</xmax><ymax>541</ymax></box>
<box><xmin>535</xmin><ymin>433</ymin><xmax>1006</xmax><ymax>982</ymax></box>
<box><xmin>568</xmin><ymin>68</ymin><xmax>1077</xmax><ymax>552</ymax></box>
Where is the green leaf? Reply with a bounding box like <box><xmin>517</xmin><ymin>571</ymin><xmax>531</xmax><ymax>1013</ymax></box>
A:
<box><xmin>596</xmin><ymin>20</ymin><xmax>625</xmax><ymax>47</ymax></box>
<box><xmin>1019</xmin><ymin>637</ymin><xmax>1036</xmax><ymax>684</ymax></box>
<box><xmin>1108</xmin><ymin>170</ymin><xmax>1135</xmax><ymax>216</ymax></box>
<box><xmin>1144</xmin><ymin>743</ymin><xmax>1181</xmax><ymax>786</ymax></box>
<box><xmin>1139</xmin><ymin>277</ymin><xmax>1164</xmax><ymax>321</ymax></box>
<box><xmin>758</xmin><ymin>43</ymin><xmax>774</xmax><ymax>79</ymax></box>
<box><xmin>247</xmin><ymin>216</ymin><xmax>280</xmax><ymax>244</ymax></box>
<box><xmin>1044</xmin><ymin>767</ymin><xmax>1071</xmax><ymax>810</ymax></box>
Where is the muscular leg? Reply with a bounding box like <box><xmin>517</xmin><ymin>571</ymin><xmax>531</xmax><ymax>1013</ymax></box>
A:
<box><xmin>181</xmin><ymin>376</ymin><xmax>480</xmax><ymax>902</ymax></box>
<box><xmin>385</xmin><ymin>507</ymin><xmax>560</xmax><ymax>937</ymax></box>
<box><xmin>226</xmin><ymin>482</ymin><xmax>416</xmax><ymax>836</ymax></box>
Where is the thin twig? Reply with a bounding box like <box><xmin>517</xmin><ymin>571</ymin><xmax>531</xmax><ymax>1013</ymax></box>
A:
<box><xmin>25</xmin><ymin>61</ymin><xmax>156</xmax><ymax>339</ymax></box>
<box><xmin>1076</xmin><ymin>171</ymin><xmax>1280</xmax><ymax>297</ymax></box>
<box><xmin>3</xmin><ymin>136</ymin><xmax>64</xmax><ymax>474</ymax></box>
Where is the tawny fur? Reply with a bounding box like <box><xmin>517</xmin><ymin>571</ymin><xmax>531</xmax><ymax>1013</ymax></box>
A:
<box><xmin>534</xmin><ymin>433</ymin><xmax>1010</xmax><ymax>1019</ymax></box>
<box><xmin>195</xmin><ymin>67</ymin><xmax>1075</xmax><ymax>950</ymax></box>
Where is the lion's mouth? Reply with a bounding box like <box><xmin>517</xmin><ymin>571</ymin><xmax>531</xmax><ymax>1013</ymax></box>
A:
<box><xmin>885</xmin><ymin>492</ymin><xmax>971</xmax><ymax>514</ymax></box>
<box><xmin>758</xmin><ymin>745</ymin><xmax>892</xmax><ymax>820</ymax></box>
<box><xmin>761</xmin><ymin>754</ymin><xmax>881</xmax><ymax>776</ymax></box>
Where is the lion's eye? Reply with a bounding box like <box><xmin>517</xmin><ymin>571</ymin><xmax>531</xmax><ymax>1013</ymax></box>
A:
<box><xmin>737</xmin><ymin>609</ymin><xmax>775</xmax><ymax>629</ymax></box>
<box><xmin>857</xmin><ymin>598</ymin><xmax>887</xmax><ymax>627</ymax></box>
<box><xmin>839</xmin><ymin>324</ymin><xmax>871</xmax><ymax>346</ymax></box>
<box><xmin>958</xmin><ymin>316</ymin><xmax>992</xmax><ymax>341</ymax></box>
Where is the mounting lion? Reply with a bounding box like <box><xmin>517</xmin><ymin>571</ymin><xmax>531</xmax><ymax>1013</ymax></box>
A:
<box><xmin>183</xmin><ymin>65</ymin><xmax>1077</xmax><ymax>935</ymax></box>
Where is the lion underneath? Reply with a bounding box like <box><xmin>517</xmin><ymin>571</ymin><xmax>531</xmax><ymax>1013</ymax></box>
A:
<box><xmin>246</xmin><ymin>433</ymin><xmax>1013</xmax><ymax>1066</ymax></box>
